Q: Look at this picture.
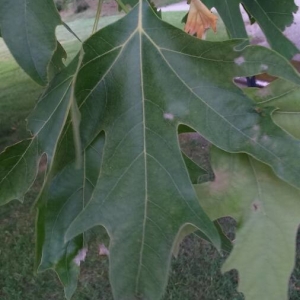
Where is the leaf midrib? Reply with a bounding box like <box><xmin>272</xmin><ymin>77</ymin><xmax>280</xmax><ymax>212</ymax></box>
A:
<box><xmin>135</xmin><ymin>0</ymin><xmax>149</xmax><ymax>291</ymax></box>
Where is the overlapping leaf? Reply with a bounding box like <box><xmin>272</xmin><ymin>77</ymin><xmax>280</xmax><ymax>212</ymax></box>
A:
<box><xmin>36</xmin><ymin>132</ymin><xmax>105</xmax><ymax>299</ymax></box>
<box><xmin>0</xmin><ymin>0</ymin><xmax>64</xmax><ymax>85</ymax></box>
<box><xmin>195</xmin><ymin>146</ymin><xmax>300</xmax><ymax>300</ymax></box>
<box><xmin>193</xmin><ymin>79</ymin><xmax>300</xmax><ymax>299</ymax></box>
<box><xmin>50</xmin><ymin>0</ymin><xmax>300</xmax><ymax>299</ymax></box>
<box><xmin>48</xmin><ymin>42</ymin><xmax>67</xmax><ymax>81</ymax></box>
<box><xmin>1</xmin><ymin>0</ymin><xmax>300</xmax><ymax>299</ymax></box>
<box><xmin>244</xmin><ymin>78</ymin><xmax>300</xmax><ymax>139</ymax></box>
<box><xmin>0</xmin><ymin>57</ymin><xmax>78</xmax><ymax>205</ymax></box>
<box><xmin>202</xmin><ymin>0</ymin><xmax>299</xmax><ymax>59</ymax></box>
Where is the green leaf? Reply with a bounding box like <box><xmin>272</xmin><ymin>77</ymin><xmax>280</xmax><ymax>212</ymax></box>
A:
<box><xmin>36</xmin><ymin>133</ymin><xmax>105</xmax><ymax>300</ymax></box>
<box><xmin>195</xmin><ymin>146</ymin><xmax>300</xmax><ymax>300</ymax></box>
<box><xmin>72</xmin><ymin>0</ymin><xmax>300</xmax><ymax>190</ymax></box>
<box><xmin>203</xmin><ymin>0</ymin><xmax>299</xmax><ymax>59</ymax></box>
<box><xmin>58</xmin><ymin>0</ymin><xmax>300</xmax><ymax>298</ymax></box>
<box><xmin>0</xmin><ymin>139</ymin><xmax>39</xmax><ymax>205</ymax></box>
<box><xmin>244</xmin><ymin>79</ymin><xmax>300</xmax><ymax>139</ymax></box>
<box><xmin>0</xmin><ymin>56</ymin><xmax>78</xmax><ymax>206</ymax></box>
<box><xmin>48</xmin><ymin>41</ymin><xmax>67</xmax><ymax>81</ymax></box>
<box><xmin>0</xmin><ymin>0</ymin><xmax>64</xmax><ymax>85</ymax></box>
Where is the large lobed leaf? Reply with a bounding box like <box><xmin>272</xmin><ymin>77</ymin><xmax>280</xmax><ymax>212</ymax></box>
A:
<box><xmin>58</xmin><ymin>0</ymin><xmax>300</xmax><ymax>299</ymax></box>
<box><xmin>1</xmin><ymin>0</ymin><xmax>300</xmax><ymax>299</ymax></box>
<box><xmin>195</xmin><ymin>146</ymin><xmax>300</xmax><ymax>300</ymax></box>
<box><xmin>203</xmin><ymin>0</ymin><xmax>299</xmax><ymax>59</ymax></box>
<box><xmin>0</xmin><ymin>0</ymin><xmax>65</xmax><ymax>85</ymax></box>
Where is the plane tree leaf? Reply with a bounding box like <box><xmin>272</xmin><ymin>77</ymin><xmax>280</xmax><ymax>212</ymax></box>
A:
<box><xmin>0</xmin><ymin>56</ymin><xmax>78</xmax><ymax>206</ymax></box>
<box><xmin>202</xmin><ymin>0</ymin><xmax>299</xmax><ymax>59</ymax></box>
<box><xmin>2</xmin><ymin>0</ymin><xmax>300</xmax><ymax>299</ymax></box>
<box><xmin>0</xmin><ymin>139</ymin><xmax>39</xmax><ymax>205</ymax></box>
<box><xmin>57</xmin><ymin>0</ymin><xmax>300</xmax><ymax>298</ymax></box>
<box><xmin>244</xmin><ymin>78</ymin><xmax>300</xmax><ymax>140</ymax></box>
<box><xmin>68</xmin><ymin>0</ymin><xmax>300</xmax><ymax>192</ymax></box>
<box><xmin>195</xmin><ymin>146</ymin><xmax>300</xmax><ymax>300</ymax></box>
<box><xmin>48</xmin><ymin>41</ymin><xmax>67</xmax><ymax>81</ymax></box>
<box><xmin>0</xmin><ymin>0</ymin><xmax>64</xmax><ymax>85</ymax></box>
<box><xmin>193</xmin><ymin>84</ymin><xmax>300</xmax><ymax>299</ymax></box>
<box><xmin>36</xmin><ymin>132</ymin><xmax>105</xmax><ymax>300</ymax></box>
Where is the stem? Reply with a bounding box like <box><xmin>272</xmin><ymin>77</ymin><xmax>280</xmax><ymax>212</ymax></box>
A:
<box><xmin>70</xmin><ymin>49</ymin><xmax>85</xmax><ymax>169</ymax></box>
<box><xmin>115</xmin><ymin>0</ymin><xmax>129</xmax><ymax>13</ymax></box>
<box><xmin>92</xmin><ymin>0</ymin><xmax>104</xmax><ymax>34</ymax></box>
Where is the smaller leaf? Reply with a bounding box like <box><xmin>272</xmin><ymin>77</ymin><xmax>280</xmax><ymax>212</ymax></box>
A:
<box><xmin>36</xmin><ymin>133</ymin><xmax>105</xmax><ymax>299</ymax></box>
<box><xmin>195</xmin><ymin>147</ymin><xmax>300</xmax><ymax>300</ymax></box>
<box><xmin>0</xmin><ymin>139</ymin><xmax>39</xmax><ymax>205</ymax></box>
<box><xmin>244</xmin><ymin>78</ymin><xmax>300</xmax><ymax>140</ymax></box>
<box><xmin>0</xmin><ymin>55</ymin><xmax>79</xmax><ymax>206</ymax></box>
<box><xmin>48</xmin><ymin>41</ymin><xmax>67</xmax><ymax>81</ymax></box>
<box><xmin>0</xmin><ymin>0</ymin><xmax>65</xmax><ymax>85</ymax></box>
<box><xmin>202</xmin><ymin>0</ymin><xmax>299</xmax><ymax>59</ymax></box>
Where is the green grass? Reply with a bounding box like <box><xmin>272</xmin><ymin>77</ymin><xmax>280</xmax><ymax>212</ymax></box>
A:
<box><xmin>0</xmin><ymin>191</ymin><xmax>242</xmax><ymax>299</ymax></box>
<box><xmin>0</xmin><ymin>9</ymin><xmax>299</xmax><ymax>300</ymax></box>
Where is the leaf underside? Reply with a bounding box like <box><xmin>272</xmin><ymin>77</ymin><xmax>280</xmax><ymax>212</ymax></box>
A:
<box><xmin>195</xmin><ymin>146</ymin><xmax>300</xmax><ymax>300</ymax></box>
